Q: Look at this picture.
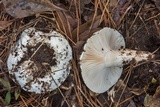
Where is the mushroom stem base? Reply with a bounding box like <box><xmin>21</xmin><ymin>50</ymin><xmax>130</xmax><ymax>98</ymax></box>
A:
<box><xmin>104</xmin><ymin>49</ymin><xmax>155</xmax><ymax>67</ymax></box>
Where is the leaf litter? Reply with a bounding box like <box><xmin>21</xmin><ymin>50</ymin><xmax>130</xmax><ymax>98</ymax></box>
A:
<box><xmin>2</xmin><ymin>0</ymin><xmax>67</xmax><ymax>18</ymax></box>
<box><xmin>0</xmin><ymin>0</ymin><xmax>160</xmax><ymax>107</ymax></box>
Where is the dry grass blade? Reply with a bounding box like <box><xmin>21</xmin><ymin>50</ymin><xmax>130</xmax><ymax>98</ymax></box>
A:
<box><xmin>129</xmin><ymin>0</ymin><xmax>145</xmax><ymax>30</ymax></box>
<box><xmin>139</xmin><ymin>16</ymin><xmax>149</xmax><ymax>35</ymax></box>
<box><xmin>89</xmin><ymin>0</ymin><xmax>100</xmax><ymax>32</ymax></box>
<box><xmin>98</xmin><ymin>1</ymin><xmax>108</xmax><ymax>26</ymax></box>
<box><xmin>116</xmin><ymin>5</ymin><xmax>132</xmax><ymax>27</ymax></box>
<box><xmin>0</xmin><ymin>19</ymin><xmax>15</xmax><ymax>31</ymax></box>
<box><xmin>73</xmin><ymin>0</ymin><xmax>80</xmax><ymax>42</ymax></box>
<box><xmin>19</xmin><ymin>95</ymin><xmax>29</xmax><ymax>107</ymax></box>
<box><xmin>77</xmin><ymin>86</ymin><xmax>95</xmax><ymax>107</ymax></box>
<box><xmin>145</xmin><ymin>13</ymin><xmax>160</xmax><ymax>21</ymax></box>
<box><xmin>74</xmin><ymin>87</ymin><xmax>83</xmax><ymax>107</ymax></box>
<box><xmin>118</xmin><ymin>95</ymin><xmax>135</xmax><ymax>106</ymax></box>
<box><xmin>154</xmin><ymin>19</ymin><xmax>160</xmax><ymax>39</ymax></box>
<box><xmin>72</xmin><ymin>60</ymin><xmax>83</xmax><ymax>106</ymax></box>
<box><xmin>55</xmin><ymin>11</ymin><xmax>76</xmax><ymax>45</ymax></box>
<box><xmin>99</xmin><ymin>0</ymin><xmax>116</xmax><ymax>27</ymax></box>
<box><xmin>115</xmin><ymin>66</ymin><xmax>133</xmax><ymax>107</ymax></box>
<box><xmin>72</xmin><ymin>15</ymin><xmax>101</xmax><ymax>42</ymax></box>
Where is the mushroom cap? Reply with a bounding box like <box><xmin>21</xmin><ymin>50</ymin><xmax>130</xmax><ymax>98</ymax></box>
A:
<box><xmin>7</xmin><ymin>27</ymin><xmax>72</xmax><ymax>93</ymax></box>
<box><xmin>80</xmin><ymin>27</ymin><xmax>125</xmax><ymax>93</ymax></box>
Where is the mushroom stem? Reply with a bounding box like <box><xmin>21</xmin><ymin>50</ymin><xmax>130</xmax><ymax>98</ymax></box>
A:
<box><xmin>105</xmin><ymin>49</ymin><xmax>155</xmax><ymax>67</ymax></box>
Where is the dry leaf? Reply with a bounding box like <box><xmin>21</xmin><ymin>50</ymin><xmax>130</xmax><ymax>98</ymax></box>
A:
<box><xmin>128</xmin><ymin>100</ymin><xmax>136</xmax><ymax>107</ymax></box>
<box><xmin>111</xmin><ymin>0</ymin><xmax>131</xmax><ymax>26</ymax></box>
<box><xmin>55</xmin><ymin>11</ymin><xmax>77</xmax><ymax>40</ymax></box>
<box><xmin>56</xmin><ymin>11</ymin><xmax>77</xmax><ymax>31</ymax></box>
<box><xmin>0</xmin><ymin>20</ymin><xmax>14</xmax><ymax>31</ymax></box>
<box><xmin>65</xmin><ymin>0</ymin><xmax>91</xmax><ymax>13</ymax></box>
<box><xmin>74</xmin><ymin>28</ymin><xmax>101</xmax><ymax>54</ymax></box>
<box><xmin>149</xmin><ymin>86</ymin><xmax>160</xmax><ymax>107</ymax></box>
<box><xmin>80</xmin><ymin>0</ymin><xmax>91</xmax><ymax>13</ymax></box>
<box><xmin>72</xmin><ymin>15</ymin><xmax>101</xmax><ymax>42</ymax></box>
<box><xmin>110</xmin><ymin>0</ymin><xmax>118</xmax><ymax>8</ymax></box>
<box><xmin>2</xmin><ymin>0</ymin><xmax>66</xmax><ymax>18</ymax></box>
<box><xmin>144</xmin><ymin>94</ymin><xmax>152</xmax><ymax>107</ymax></box>
<box><xmin>144</xmin><ymin>86</ymin><xmax>160</xmax><ymax>107</ymax></box>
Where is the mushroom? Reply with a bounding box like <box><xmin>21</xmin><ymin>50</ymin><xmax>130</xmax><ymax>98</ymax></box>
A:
<box><xmin>80</xmin><ymin>27</ymin><xmax>155</xmax><ymax>93</ymax></box>
<box><xmin>7</xmin><ymin>27</ymin><xmax>72</xmax><ymax>93</ymax></box>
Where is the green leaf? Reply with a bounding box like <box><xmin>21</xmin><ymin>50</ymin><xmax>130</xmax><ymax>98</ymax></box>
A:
<box><xmin>151</xmin><ymin>78</ymin><xmax>157</xmax><ymax>84</ymax></box>
<box><xmin>0</xmin><ymin>78</ymin><xmax>11</xmax><ymax>89</ymax></box>
<box><xmin>14</xmin><ymin>90</ymin><xmax>20</xmax><ymax>100</ymax></box>
<box><xmin>5</xmin><ymin>91</ymin><xmax>11</xmax><ymax>105</ymax></box>
<box><xmin>144</xmin><ymin>94</ymin><xmax>152</xmax><ymax>107</ymax></box>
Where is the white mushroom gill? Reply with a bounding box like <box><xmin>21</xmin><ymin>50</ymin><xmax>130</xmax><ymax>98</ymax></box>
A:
<box><xmin>7</xmin><ymin>27</ymin><xmax>72</xmax><ymax>93</ymax></box>
<box><xmin>80</xmin><ymin>27</ymin><xmax>155</xmax><ymax>93</ymax></box>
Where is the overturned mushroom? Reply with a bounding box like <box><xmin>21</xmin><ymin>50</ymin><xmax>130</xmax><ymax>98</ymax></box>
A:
<box><xmin>80</xmin><ymin>27</ymin><xmax>156</xmax><ymax>93</ymax></box>
<box><xmin>7</xmin><ymin>27</ymin><xmax>72</xmax><ymax>93</ymax></box>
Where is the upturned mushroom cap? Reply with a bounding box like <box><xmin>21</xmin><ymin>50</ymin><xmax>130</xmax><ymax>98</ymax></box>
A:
<box><xmin>80</xmin><ymin>27</ymin><xmax>125</xmax><ymax>93</ymax></box>
<box><xmin>80</xmin><ymin>27</ymin><xmax>155</xmax><ymax>93</ymax></box>
<box><xmin>7</xmin><ymin>27</ymin><xmax>72</xmax><ymax>93</ymax></box>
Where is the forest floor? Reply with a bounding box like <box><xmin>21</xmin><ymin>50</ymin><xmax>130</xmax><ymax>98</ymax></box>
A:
<box><xmin>0</xmin><ymin>0</ymin><xmax>160</xmax><ymax>107</ymax></box>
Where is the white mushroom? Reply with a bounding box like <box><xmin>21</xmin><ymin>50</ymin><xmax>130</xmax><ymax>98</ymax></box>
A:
<box><xmin>80</xmin><ymin>27</ymin><xmax>155</xmax><ymax>93</ymax></box>
<box><xmin>7</xmin><ymin>27</ymin><xmax>72</xmax><ymax>93</ymax></box>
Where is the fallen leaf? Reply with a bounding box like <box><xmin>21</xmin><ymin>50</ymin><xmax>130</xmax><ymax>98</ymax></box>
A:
<box><xmin>72</xmin><ymin>15</ymin><xmax>101</xmax><ymax>42</ymax></box>
<box><xmin>2</xmin><ymin>0</ymin><xmax>66</xmax><ymax>18</ymax></box>
<box><xmin>78</xmin><ymin>28</ymin><xmax>101</xmax><ymax>41</ymax></box>
<box><xmin>0</xmin><ymin>20</ymin><xmax>14</xmax><ymax>31</ymax></box>
<box><xmin>149</xmin><ymin>86</ymin><xmax>160</xmax><ymax>107</ymax></box>
<box><xmin>109</xmin><ymin>0</ymin><xmax>118</xmax><ymax>8</ymax></box>
<box><xmin>144</xmin><ymin>94</ymin><xmax>152</xmax><ymax>107</ymax></box>
<box><xmin>55</xmin><ymin>11</ymin><xmax>77</xmax><ymax>40</ymax></box>
<box><xmin>74</xmin><ymin>28</ymin><xmax>101</xmax><ymax>54</ymax></box>
<box><xmin>65</xmin><ymin>0</ymin><xmax>91</xmax><ymax>13</ymax></box>
<box><xmin>128</xmin><ymin>99</ymin><xmax>136</xmax><ymax>107</ymax></box>
<box><xmin>28</xmin><ymin>0</ymin><xmax>67</xmax><ymax>11</ymax></box>
<box><xmin>5</xmin><ymin>91</ymin><xmax>11</xmax><ymax>105</ymax></box>
<box><xmin>111</xmin><ymin>0</ymin><xmax>131</xmax><ymax>26</ymax></box>
<box><xmin>80</xmin><ymin>0</ymin><xmax>91</xmax><ymax>13</ymax></box>
<box><xmin>14</xmin><ymin>90</ymin><xmax>20</xmax><ymax>100</ymax></box>
<box><xmin>151</xmin><ymin>77</ymin><xmax>157</xmax><ymax>84</ymax></box>
<box><xmin>144</xmin><ymin>86</ymin><xmax>160</xmax><ymax>107</ymax></box>
<box><xmin>0</xmin><ymin>78</ymin><xmax>11</xmax><ymax>89</ymax></box>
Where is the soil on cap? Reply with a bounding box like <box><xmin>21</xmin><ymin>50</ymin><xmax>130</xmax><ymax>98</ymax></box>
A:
<box><xmin>27</xmin><ymin>43</ymin><xmax>57</xmax><ymax>78</ymax></box>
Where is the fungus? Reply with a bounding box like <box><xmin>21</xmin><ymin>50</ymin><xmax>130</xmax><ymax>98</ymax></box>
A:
<box><xmin>7</xmin><ymin>27</ymin><xmax>72</xmax><ymax>93</ymax></box>
<box><xmin>80</xmin><ymin>27</ymin><xmax>155</xmax><ymax>93</ymax></box>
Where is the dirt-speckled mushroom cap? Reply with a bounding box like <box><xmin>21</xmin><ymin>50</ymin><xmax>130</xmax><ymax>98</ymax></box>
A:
<box><xmin>80</xmin><ymin>27</ymin><xmax>125</xmax><ymax>93</ymax></box>
<box><xmin>7</xmin><ymin>27</ymin><xmax>72</xmax><ymax>93</ymax></box>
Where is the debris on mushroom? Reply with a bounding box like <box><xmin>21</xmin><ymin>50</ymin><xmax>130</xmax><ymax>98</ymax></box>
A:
<box><xmin>7</xmin><ymin>27</ymin><xmax>72</xmax><ymax>94</ymax></box>
<box><xmin>80</xmin><ymin>27</ymin><xmax>156</xmax><ymax>93</ymax></box>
